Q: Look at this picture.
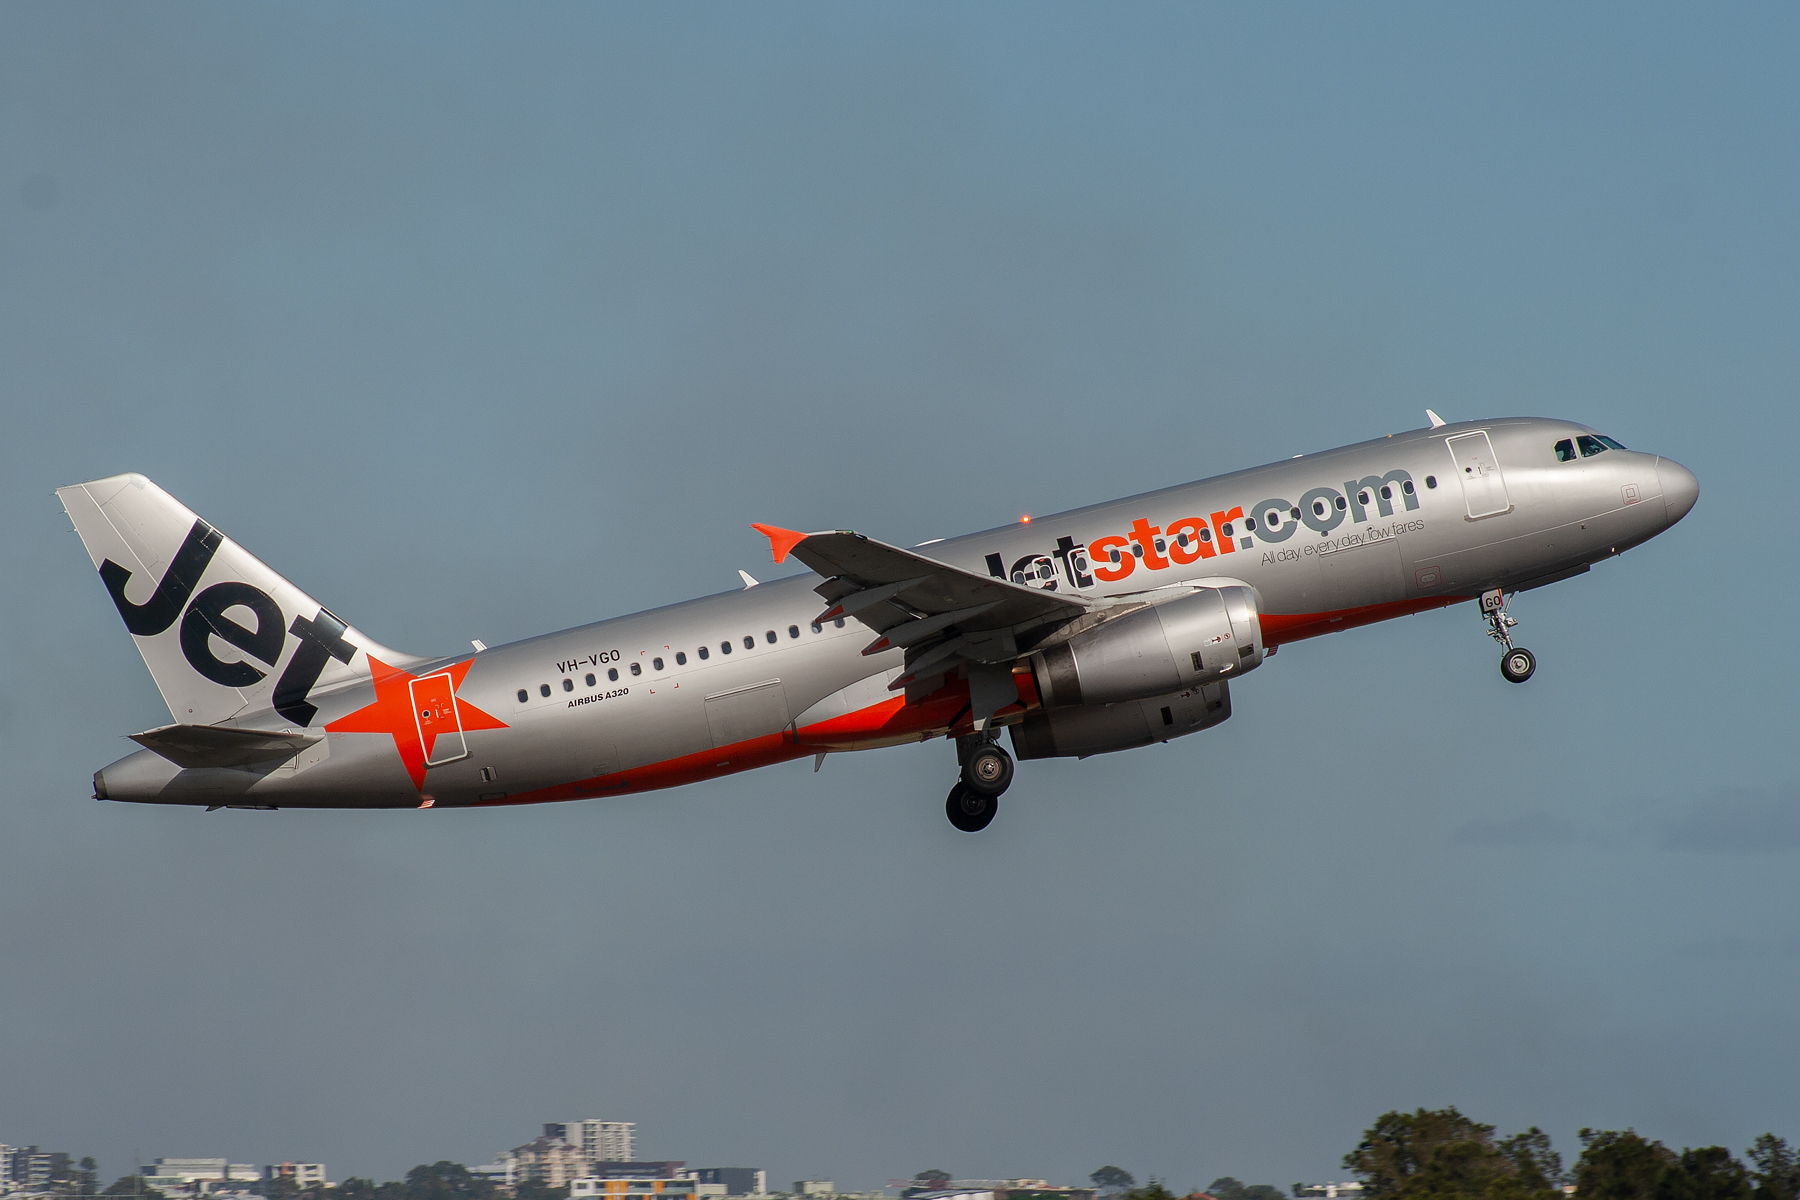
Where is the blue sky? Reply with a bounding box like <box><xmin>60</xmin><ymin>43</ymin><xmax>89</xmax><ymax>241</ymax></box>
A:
<box><xmin>2</xmin><ymin>3</ymin><xmax>1797</xmax><ymax>1192</ymax></box>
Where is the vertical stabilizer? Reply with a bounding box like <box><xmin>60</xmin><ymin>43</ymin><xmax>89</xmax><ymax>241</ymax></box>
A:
<box><xmin>57</xmin><ymin>473</ymin><xmax>419</xmax><ymax>727</ymax></box>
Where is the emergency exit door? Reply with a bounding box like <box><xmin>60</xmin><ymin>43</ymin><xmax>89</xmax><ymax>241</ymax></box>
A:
<box><xmin>410</xmin><ymin>672</ymin><xmax>470</xmax><ymax>766</ymax></box>
<box><xmin>1445</xmin><ymin>430</ymin><xmax>1511</xmax><ymax>519</ymax></box>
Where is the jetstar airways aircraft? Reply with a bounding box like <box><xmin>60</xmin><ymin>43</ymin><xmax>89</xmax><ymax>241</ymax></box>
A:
<box><xmin>61</xmin><ymin>413</ymin><xmax>1696</xmax><ymax>831</ymax></box>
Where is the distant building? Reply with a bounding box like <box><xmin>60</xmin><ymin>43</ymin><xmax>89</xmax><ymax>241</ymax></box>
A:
<box><xmin>3</xmin><ymin>1147</ymin><xmax>72</xmax><ymax>1192</ymax></box>
<box><xmin>570</xmin><ymin>1180</ymin><xmax>696</xmax><ymax>1200</ymax></box>
<box><xmin>141</xmin><ymin>1160</ymin><xmax>262</xmax><ymax>1193</ymax></box>
<box><xmin>551</xmin><ymin>1125</ymin><xmax>636</xmax><ymax>1165</ymax></box>
<box><xmin>509</xmin><ymin>1139</ymin><xmax>592</xmax><ymax>1189</ymax></box>
<box><xmin>793</xmin><ymin>1185</ymin><xmax>835</xmax><ymax>1197</ymax></box>
<box><xmin>1294</xmin><ymin>1185</ymin><xmax>1364</xmax><ymax>1199</ymax></box>
<box><xmin>688</xmin><ymin>1170</ymin><xmax>767</xmax><ymax>1197</ymax></box>
<box><xmin>265</xmin><ymin>1165</ymin><xmax>329</xmax><ymax>1189</ymax></box>
<box><xmin>471</xmin><ymin>1163</ymin><xmax>516</xmax><ymax>1191</ymax></box>
<box><xmin>589</xmin><ymin>1166</ymin><xmax>686</xmax><ymax>1183</ymax></box>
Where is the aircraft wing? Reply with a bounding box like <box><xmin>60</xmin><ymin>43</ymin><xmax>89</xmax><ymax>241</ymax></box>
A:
<box><xmin>752</xmin><ymin>524</ymin><xmax>1094</xmax><ymax>694</ymax></box>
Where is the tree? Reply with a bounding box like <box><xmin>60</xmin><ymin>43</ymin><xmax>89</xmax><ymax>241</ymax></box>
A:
<box><xmin>1657</xmin><ymin>1149</ymin><xmax>1751</xmax><ymax>1200</ymax></box>
<box><xmin>104</xmin><ymin>1177</ymin><xmax>167</xmax><ymax>1200</ymax></box>
<box><xmin>1207</xmin><ymin>1179</ymin><xmax>1283</xmax><ymax>1200</ymax></box>
<box><xmin>1345</xmin><ymin>1108</ymin><xmax>1509</xmax><ymax>1200</ymax></box>
<box><xmin>1748</xmin><ymin>1137</ymin><xmax>1800</xmax><ymax>1200</ymax></box>
<box><xmin>1501</xmin><ymin>1130</ymin><xmax>1566</xmax><ymax>1192</ymax></box>
<box><xmin>1344</xmin><ymin>1108</ymin><xmax>1564</xmax><ymax>1200</ymax></box>
<box><xmin>1576</xmin><ymin>1130</ymin><xmax>1679</xmax><ymax>1200</ymax></box>
<box><xmin>1122</xmin><ymin>1181</ymin><xmax>1179</xmax><ymax>1200</ymax></box>
<box><xmin>400</xmin><ymin>1163</ymin><xmax>496</xmax><ymax>1200</ymax></box>
<box><xmin>1093</xmin><ymin>1171</ymin><xmax>1137</xmax><ymax>1194</ymax></box>
<box><xmin>906</xmin><ymin>1172</ymin><xmax>953</xmax><ymax>1197</ymax></box>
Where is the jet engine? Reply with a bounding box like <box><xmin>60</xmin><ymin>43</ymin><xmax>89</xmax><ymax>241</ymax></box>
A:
<box><xmin>1010</xmin><ymin>680</ymin><xmax>1232</xmax><ymax>759</ymax></box>
<box><xmin>1026</xmin><ymin>582</ymin><xmax>1264</xmax><ymax>708</ymax></box>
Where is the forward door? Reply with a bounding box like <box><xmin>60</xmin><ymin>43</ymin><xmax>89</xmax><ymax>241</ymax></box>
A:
<box><xmin>1445</xmin><ymin>430</ymin><xmax>1511</xmax><ymax>519</ymax></box>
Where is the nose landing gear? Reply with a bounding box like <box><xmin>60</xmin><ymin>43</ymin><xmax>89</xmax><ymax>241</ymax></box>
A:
<box><xmin>1482</xmin><ymin>588</ymin><xmax>1536</xmax><ymax>683</ymax></box>
<box><xmin>945</xmin><ymin>735</ymin><xmax>1014</xmax><ymax>832</ymax></box>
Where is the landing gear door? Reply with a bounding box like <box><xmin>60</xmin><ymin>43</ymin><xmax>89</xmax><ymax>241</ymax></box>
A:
<box><xmin>1446</xmin><ymin>430</ymin><xmax>1511</xmax><ymax>519</ymax></box>
<box><xmin>410</xmin><ymin>672</ymin><xmax>470</xmax><ymax>767</ymax></box>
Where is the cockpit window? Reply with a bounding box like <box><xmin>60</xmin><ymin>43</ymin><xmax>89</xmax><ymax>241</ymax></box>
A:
<box><xmin>1554</xmin><ymin>439</ymin><xmax>1577</xmax><ymax>462</ymax></box>
<box><xmin>1598</xmin><ymin>435</ymin><xmax>1627</xmax><ymax>450</ymax></box>
<box><xmin>1577</xmin><ymin>435</ymin><xmax>1608</xmax><ymax>457</ymax></box>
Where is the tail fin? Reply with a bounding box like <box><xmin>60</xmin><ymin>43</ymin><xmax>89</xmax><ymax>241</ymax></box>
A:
<box><xmin>57</xmin><ymin>473</ymin><xmax>419</xmax><ymax>728</ymax></box>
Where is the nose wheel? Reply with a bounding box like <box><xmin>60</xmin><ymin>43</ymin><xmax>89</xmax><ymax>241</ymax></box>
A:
<box><xmin>946</xmin><ymin>736</ymin><xmax>1014</xmax><ymax>831</ymax></box>
<box><xmin>1482</xmin><ymin>588</ymin><xmax>1536</xmax><ymax>683</ymax></box>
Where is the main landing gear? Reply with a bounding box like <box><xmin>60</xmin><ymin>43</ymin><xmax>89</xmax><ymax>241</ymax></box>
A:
<box><xmin>1482</xmin><ymin>588</ymin><xmax>1537</xmax><ymax>684</ymax></box>
<box><xmin>945</xmin><ymin>735</ymin><xmax>1014</xmax><ymax>832</ymax></box>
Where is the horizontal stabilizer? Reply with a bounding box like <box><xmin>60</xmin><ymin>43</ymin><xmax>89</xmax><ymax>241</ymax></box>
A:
<box><xmin>128</xmin><ymin>724</ymin><xmax>320</xmax><ymax>769</ymax></box>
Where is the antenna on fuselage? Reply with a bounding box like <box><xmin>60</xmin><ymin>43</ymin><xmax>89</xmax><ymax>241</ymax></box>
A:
<box><xmin>738</xmin><ymin>570</ymin><xmax>760</xmax><ymax>589</ymax></box>
<box><xmin>1426</xmin><ymin>409</ymin><xmax>1448</xmax><ymax>428</ymax></box>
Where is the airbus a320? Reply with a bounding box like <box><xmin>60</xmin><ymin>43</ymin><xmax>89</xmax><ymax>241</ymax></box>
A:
<box><xmin>60</xmin><ymin>413</ymin><xmax>1696</xmax><ymax>831</ymax></box>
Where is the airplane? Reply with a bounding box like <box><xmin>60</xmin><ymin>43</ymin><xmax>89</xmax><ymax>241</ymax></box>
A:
<box><xmin>59</xmin><ymin>413</ymin><xmax>1697</xmax><ymax>832</ymax></box>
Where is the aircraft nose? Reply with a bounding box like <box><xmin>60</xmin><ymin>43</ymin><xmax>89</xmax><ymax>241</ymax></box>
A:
<box><xmin>1658</xmin><ymin>457</ymin><xmax>1699</xmax><ymax>526</ymax></box>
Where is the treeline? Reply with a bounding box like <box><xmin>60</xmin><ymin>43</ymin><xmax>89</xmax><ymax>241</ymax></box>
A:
<box><xmin>300</xmin><ymin>1165</ymin><xmax>568</xmax><ymax>1200</ymax></box>
<box><xmin>1097</xmin><ymin>1108</ymin><xmax>1800</xmax><ymax>1200</ymax></box>
<box><xmin>1339</xmin><ymin>1108</ymin><xmax>1797</xmax><ymax>1200</ymax></box>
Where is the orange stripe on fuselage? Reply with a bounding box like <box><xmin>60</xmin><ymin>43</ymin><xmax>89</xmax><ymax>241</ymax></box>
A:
<box><xmin>1261</xmin><ymin>594</ymin><xmax>1471</xmax><ymax>646</ymax></box>
<box><xmin>478</xmin><ymin>600</ymin><xmax>1463</xmax><ymax>808</ymax></box>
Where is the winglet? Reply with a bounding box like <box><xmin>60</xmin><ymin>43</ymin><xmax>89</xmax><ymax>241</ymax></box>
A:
<box><xmin>1426</xmin><ymin>408</ymin><xmax>1447</xmax><ymax>428</ymax></box>
<box><xmin>751</xmin><ymin>523</ymin><xmax>809</xmax><ymax>564</ymax></box>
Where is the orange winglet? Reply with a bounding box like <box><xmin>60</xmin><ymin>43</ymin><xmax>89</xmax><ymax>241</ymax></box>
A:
<box><xmin>751</xmin><ymin>523</ymin><xmax>810</xmax><ymax>564</ymax></box>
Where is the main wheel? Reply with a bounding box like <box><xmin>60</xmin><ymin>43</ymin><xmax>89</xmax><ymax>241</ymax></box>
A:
<box><xmin>961</xmin><ymin>742</ymin><xmax>1015</xmax><ymax>798</ymax></box>
<box><xmin>1500</xmin><ymin>646</ymin><xmax>1537</xmax><ymax>683</ymax></box>
<box><xmin>946</xmin><ymin>783</ymin><xmax>998</xmax><ymax>832</ymax></box>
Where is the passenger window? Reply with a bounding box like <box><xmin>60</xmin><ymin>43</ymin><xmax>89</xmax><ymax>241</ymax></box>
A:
<box><xmin>1599</xmin><ymin>435</ymin><xmax>1627</xmax><ymax>450</ymax></box>
<box><xmin>517</xmin><ymin>689</ymin><xmax>529</xmax><ymax>704</ymax></box>
<box><xmin>1425</xmin><ymin>476</ymin><xmax>1437</xmax><ymax>488</ymax></box>
<box><xmin>1554</xmin><ymin>439</ymin><xmax>1577</xmax><ymax>462</ymax></box>
<box><xmin>721</xmin><ymin>641</ymin><xmax>732</xmax><ymax>654</ymax></box>
<box><xmin>539</xmin><ymin>684</ymin><xmax>551</xmax><ymax>698</ymax></box>
<box><xmin>1402</xmin><ymin>481</ymin><xmax>1414</xmax><ymax>494</ymax></box>
<box><xmin>676</xmin><ymin>651</ymin><xmax>687</xmax><ymax>665</ymax></box>
<box><xmin>608</xmin><ymin>667</ymin><xmax>619</xmax><ymax>681</ymax></box>
<box><xmin>1578</xmin><ymin>435</ymin><xmax>1607</xmax><ymax>457</ymax></box>
<box><xmin>810</xmin><ymin>621</ymin><xmax>822</xmax><ymax>634</ymax></box>
<box><xmin>744</xmin><ymin>635</ymin><xmax>755</xmax><ymax>649</ymax></box>
<box><xmin>1333</xmin><ymin>497</ymin><xmax>1346</xmax><ymax>511</ymax></box>
<box><xmin>765</xmin><ymin>630</ymin><xmax>777</xmax><ymax>644</ymax></box>
<box><xmin>630</xmin><ymin>662</ymin><xmax>642</xmax><ymax>676</ymax></box>
<box><xmin>586</xmin><ymin>673</ymin><xmax>596</xmax><ymax>687</ymax></box>
<box><xmin>1199</xmin><ymin>526</ymin><xmax>1213</xmax><ymax>541</ymax></box>
<box><xmin>788</xmin><ymin>625</ymin><xmax>800</xmax><ymax>639</ymax></box>
<box><xmin>653</xmin><ymin>657</ymin><xmax>664</xmax><ymax>670</ymax></box>
<box><xmin>698</xmin><ymin>646</ymin><xmax>709</xmax><ymax>660</ymax></box>
<box><xmin>1131</xmin><ymin>542</ymin><xmax>1144</xmax><ymax>557</ymax></box>
<box><xmin>834</xmin><ymin>618</ymin><xmax>845</xmax><ymax>628</ymax></box>
<box><xmin>563</xmin><ymin>678</ymin><xmax>574</xmax><ymax>692</ymax></box>
<box><xmin>1381</xmin><ymin>485</ymin><xmax>1392</xmax><ymax>500</ymax></box>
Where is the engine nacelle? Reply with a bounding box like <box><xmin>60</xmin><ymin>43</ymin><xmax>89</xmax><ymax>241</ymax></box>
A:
<box><xmin>1010</xmin><ymin>680</ymin><xmax>1232</xmax><ymax>759</ymax></box>
<box><xmin>1027</xmin><ymin>583</ymin><xmax>1264</xmax><ymax>708</ymax></box>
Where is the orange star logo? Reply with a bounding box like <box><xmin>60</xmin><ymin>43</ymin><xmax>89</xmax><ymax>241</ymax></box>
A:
<box><xmin>326</xmin><ymin>656</ymin><xmax>508</xmax><ymax>790</ymax></box>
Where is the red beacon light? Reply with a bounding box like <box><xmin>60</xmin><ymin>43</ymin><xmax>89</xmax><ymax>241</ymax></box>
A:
<box><xmin>1020</xmin><ymin>514</ymin><xmax>1031</xmax><ymax>524</ymax></box>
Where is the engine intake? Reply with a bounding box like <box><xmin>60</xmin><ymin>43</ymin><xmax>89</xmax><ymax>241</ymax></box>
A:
<box><xmin>1028</xmin><ymin>583</ymin><xmax>1264</xmax><ymax>708</ymax></box>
